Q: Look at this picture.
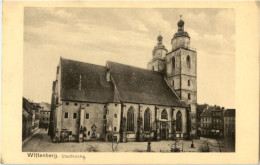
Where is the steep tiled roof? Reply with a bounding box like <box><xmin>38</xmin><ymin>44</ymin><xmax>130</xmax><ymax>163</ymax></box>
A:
<box><xmin>200</xmin><ymin>107</ymin><xmax>214</xmax><ymax>117</ymax></box>
<box><xmin>23</xmin><ymin>97</ymin><xmax>34</xmax><ymax>115</ymax></box>
<box><xmin>197</xmin><ymin>104</ymin><xmax>208</xmax><ymax>113</ymax></box>
<box><xmin>60</xmin><ymin>58</ymin><xmax>187</xmax><ymax>107</ymax></box>
<box><xmin>60</xmin><ymin>58</ymin><xmax>114</xmax><ymax>103</ymax></box>
<box><xmin>224</xmin><ymin>109</ymin><xmax>235</xmax><ymax>117</ymax></box>
<box><xmin>107</xmin><ymin>61</ymin><xmax>187</xmax><ymax>107</ymax></box>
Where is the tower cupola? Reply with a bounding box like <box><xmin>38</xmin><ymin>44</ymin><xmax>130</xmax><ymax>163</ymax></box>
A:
<box><xmin>152</xmin><ymin>33</ymin><xmax>168</xmax><ymax>60</ymax></box>
<box><xmin>147</xmin><ymin>32</ymin><xmax>168</xmax><ymax>72</ymax></box>
<box><xmin>171</xmin><ymin>15</ymin><xmax>191</xmax><ymax>50</ymax></box>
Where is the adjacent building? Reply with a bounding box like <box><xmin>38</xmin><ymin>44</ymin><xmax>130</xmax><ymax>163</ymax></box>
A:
<box><xmin>200</xmin><ymin>105</ymin><xmax>228</xmax><ymax>138</ymax></box>
<box><xmin>200</xmin><ymin>106</ymin><xmax>212</xmax><ymax>136</ymax></box>
<box><xmin>22</xmin><ymin>97</ymin><xmax>40</xmax><ymax>140</ymax></box>
<box><xmin>39</xmin><ymin>102</ymin><xmax>51</xmax><ymax>128</ymax></box>
<box><xmin>224</xmin><ymin>109</ymin><xmax>235</xmax><ymax>138</ymax></box>
<box><xmin>196</xmin><ymin>104</ymin><xmax>208</xmax><ymax>134</ymax></box>
<box><xmin>212</xmin><ymin>106</ymin><xmax>224</xmax><ymax>137</ymax></box>
<box><xmin>49</xmin><ymin>17</ymin><xmax>198</xmax><ymax>142</ymax></box>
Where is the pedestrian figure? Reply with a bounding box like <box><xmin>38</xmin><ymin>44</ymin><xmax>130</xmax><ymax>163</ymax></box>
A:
<box><xmin>147</xmin><ymin>140</ymin><xmax>151</xmax><ymax>152</ymax></box>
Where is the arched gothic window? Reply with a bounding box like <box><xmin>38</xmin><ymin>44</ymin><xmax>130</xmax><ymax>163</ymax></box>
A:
<box><xmin>186</xmin><ymin>55</ymin><xmax>191</xmax><ymax>69</ymax></box>
<box><xmin>176</xmin><ymin>111</ymin><xmax>182</xmax><ymax>131</ymax></box>
<box><xmin>188</xmin><ymin>93</ymin><xmax>191</xmax><ymax>100</ymax></box>
<box><xmin>161</xmin><ymin>109</ymin><xmax>168</xmax><ymax>120</ymax></box>
<box><xmin>172</xmin><ymin>57</ymin><xmax>175</xmax><ymax>70</ymax></box>
<box><xmin>144</xmin><ymin>108</ymin><xmax>151</xmax><ymax>131</ymax></box>
<box><xmin>127</xmin><ymin>107</ymin><xmax>134</xmax><ymax>131</ymax></box>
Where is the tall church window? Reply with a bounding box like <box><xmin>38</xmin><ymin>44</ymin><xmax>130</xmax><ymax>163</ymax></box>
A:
<box><xmin>188</xmin><ymin>80</ymin><xmax>190</xmax><ymax>86</ymax></box>
<box><xmin>176</xmin><ymin>111</ymin><xmax>182</xmax><ymax>131</ymax></box>
<box><xmin>188</xmin><ymin>93</ymin><xmax>191</xmax><ymax>100</ymax></box>
<box><xmin>172</xmin><ymin>57</ymin><xmax>175</xmax><ymax>70</ymax></box>
<box><xmin>186</xmin><ymin>55</ymin><xmax>191</xmax><ymax>69</ymax></box>
<box><xmin>161</xmin><ymin>109</ymin><xmax>168</xmax><ymax>120</ymax></box>
<box><xmin>144</xmin><ymin>108</ymin><xmax>151</xmax><ymax>131</ymax></box>
<box><xmin>127</xmin><ymin>107</ymin><xmax>135</xmax><ymax>132</ymax></box>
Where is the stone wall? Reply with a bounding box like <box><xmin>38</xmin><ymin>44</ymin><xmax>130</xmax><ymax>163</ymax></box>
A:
<box><xmin>60</xmin><ymin>101</ymin><xmax>105</xmax><ymax>139</ymax></box>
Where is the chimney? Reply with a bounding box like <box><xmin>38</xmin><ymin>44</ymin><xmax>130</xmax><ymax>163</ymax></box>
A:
<box><xmin>106</xmin><ymin>69</ymin><xmax>111</xmax><ymax>82</ymax></box>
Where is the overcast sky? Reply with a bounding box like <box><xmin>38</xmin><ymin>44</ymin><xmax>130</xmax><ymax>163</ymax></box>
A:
<box><xmin>24</xmin><ymin>8</ymin><xmax>235</xmax><ymax>108</ymax></box>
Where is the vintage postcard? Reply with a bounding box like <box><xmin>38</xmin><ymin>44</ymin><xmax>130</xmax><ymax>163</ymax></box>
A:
<box><xmin>1</xmin><ymin>1</ymin><xmax>259</xmax><ymax>164</ymax></box>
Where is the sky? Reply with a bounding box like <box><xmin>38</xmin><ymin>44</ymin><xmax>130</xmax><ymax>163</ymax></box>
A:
<box><xmin>23</xmin><ymin>8</ymin><xmax>235</xmax><ymax>108</ymax></box>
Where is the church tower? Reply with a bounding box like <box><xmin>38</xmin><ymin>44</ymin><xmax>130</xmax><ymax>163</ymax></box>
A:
<box><xmin>165</xmin><ymin>16</ymin><xmax>197</xmax><ymax>135</ymax></box>
<box><xmin>147</xmin><ymin>33</ymin><xmax>168</xmax><ymax>72</ymax></box>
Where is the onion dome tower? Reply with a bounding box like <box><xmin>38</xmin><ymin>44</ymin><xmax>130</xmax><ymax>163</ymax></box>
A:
<box><xmin>165</xmin><ymin>15</ymin><xmax>198</xmax><ymax>138</ymax></box>
<box><xmin>147</xmin><ymin>32</ymin><xmax>168</xmax><ymax>72</ymax></box>
<box><xmin>171</xmin><ymin>15</ymin><xmax>191</xmax><ymax>50</ymax></box>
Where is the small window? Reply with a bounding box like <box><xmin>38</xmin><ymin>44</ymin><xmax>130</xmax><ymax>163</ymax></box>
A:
<box><xmin>73</xmin><ymin>113</ymin><xmax>77</xmax><ymax>119</ymax></box>
<box><xmin>87</xmin><ymin>104</ymin><xmax>89</xmax><ymax>107</ymax></box>
<box><xmin>43</xmin><ymin>118</ymin><xmax>45</xmax><ymax>121</ymax></box>
<box><xmin>186</xmin><ymin>55</ymin><xmax>191</xmax><ymax>69</ymax></box>
<box><xmin>86</xmin><ymin>113</ymin><xmax>89</xmax><ymax>119</ymax></box>
<box><xmin>114</xmin><ymin>127</ymin><xmax>117</xmax><ymax>131</ymax></box>
<box><xmin>188</xmin><ymin>80</ymin><xmax>190</xmax><ymax>86</ymax></box>
<box><xmin>172</xmin><ymin>80</ymin><xmax>174</xmax><ymax>87</ymax></box>
<box><xmin>114</xmin><ymin>114</ymin><xmax>117</xmax><ymax>118</ymax></box>
<box><xmin>64</xmin><ymin>112</ymin><xmax>69</xmax><ymax>118</ymax></box>
<box><xmin>188</xmin><ymin>93</ymin><xmax>191</xmax><ymax>100</ymax></box>
<box><xmin>172</xmin><ymin>57</ymin><xmax>175</xmax><ymax>70</ymax></box>
<box><xmin>103</xmin><ymin>115</ymin><xmax>106</xmax><ymax>120</ymax></box>
<box><xmin>47</xmin><ymin>118</ymin><xmax>48</xmax><ymax>120</ymax></box>
<box><xmin>115</xmin><ymin>104</ymin><xmax>117</xmax><ymax>107</ymax></box>
<box><xmin>43</xmin><ymin>112</ymin><xmax>45</xmax><ymax>114</ymax></box>
<box><xmin>66</xmin><ymin>102</ymin><xmax>69</xmax><ymax>105</ymax></box>
<box><xmin>161</xmin><ymin>110</ymin><xmax>168</xmax><ymax>120</ymax></box>
<box><xmin>74</xmin><ymin>103</ymin><xmax>78</xmax><ymax>106</ymax></box>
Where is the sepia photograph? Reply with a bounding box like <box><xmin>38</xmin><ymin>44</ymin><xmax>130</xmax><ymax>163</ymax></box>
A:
<box><xmin>22</xmin><ymin>7</ymin><xmax>236</xmax><ymax>153</ymax></box>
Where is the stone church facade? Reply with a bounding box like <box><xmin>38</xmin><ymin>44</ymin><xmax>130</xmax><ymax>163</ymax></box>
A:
<box><xmin>49</xmin><ymin>18</ymin><xmax>197</xmax><ymax>142</ymax></box>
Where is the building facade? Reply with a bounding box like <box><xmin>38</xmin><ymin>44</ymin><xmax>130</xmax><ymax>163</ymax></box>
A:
<box><xmin>39</xmin><ymin>102</ymin><xmax>51</xmax><ymax>128</ymax></box>
<box><xmin>200</xmin><ymin>105</ymin><xmax>225</xmax><ymax>138</ymax></box>
<box><xmin>49</xmin><ymin>18</ymin><xmax>197</xmax><ymax>142</ymax></box>
<box><xmin>212</xmin><ymin>106</ymin><xmax>224</xmax><ymax>137</ymax></box>
<box><xmin>224</xmin><ymin>109</ymin><xmax>235</xmax><ymax>138</ymax></box>
<box><xmin>200</xmin><ymin>106</ymin><xmax>212</xmax><ymax>136</ymax></box>
<box><xmin>22</xmin><ymin>97</ymin><xmax>40</xmax><ymax>140</ymax></box>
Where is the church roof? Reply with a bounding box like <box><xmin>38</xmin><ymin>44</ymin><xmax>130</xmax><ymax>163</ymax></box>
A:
<box><xmin>107</xmin><ymin>61</ymin><xmax>187</xmax><ymax>107</ymax></box>
<box><xmin>60</xmin><ymin>58</ymin><xmax>114</xmax><ymax>103</ymax></box>
<box><xmin>60</xmin><ymin>58</ymin><xmax>187</xmax><ymax>107</ymax></box>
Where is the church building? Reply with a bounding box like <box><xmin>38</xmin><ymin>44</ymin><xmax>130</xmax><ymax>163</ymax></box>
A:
<box><xmin>49</xmin><ymin>17</ymin><xmax>197</xmax><ymax>142</ymax></box>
